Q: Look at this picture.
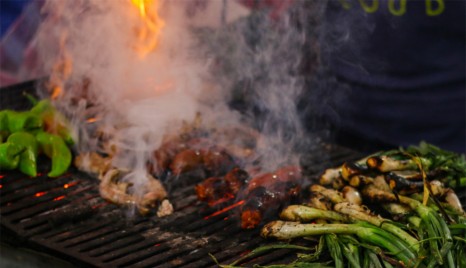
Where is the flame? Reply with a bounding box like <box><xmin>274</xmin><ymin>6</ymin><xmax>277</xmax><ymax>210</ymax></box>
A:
<box><xmin>49</xmin><ymin>33</ymin><xmax>72</xmax><ymax>100</ymax></box>
<box><xmin>130</xmin><ymin>0</ymin><xmax>164</xmax><ymax>58</ymax></box>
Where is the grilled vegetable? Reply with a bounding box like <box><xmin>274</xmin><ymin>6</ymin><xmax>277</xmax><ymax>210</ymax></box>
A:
<box><xmin>35</xmin><ymin>131</ymin><xmax>72</xmax><ymax>177</ymax></box>
<box><xmin>279</xmin><ymin>205</ymin><xmax>348</xmax><ymax>223</ymax></box>
<box><xmin>0</xmin><ymin>142</ymin><xmax>25</xmax><ymax>170</ymax></box>
<box><xmin>7</xmin><ymin>131</ymin><xmax>39</xmax><ymax>177</ymax></box>
<box><xmin>224</xmin><ymin>142</ymin><xmax>465</xmax><ymax>268</ymax></box>
<box><xmin>4</xmin><ymin>110</ymin><xmax>43</xmax><ymax>133</ymax></box>
<box><xmin>261</xmin><ymin>221</ymin><xmax>416</xmax><ymax>266</ymax></box>
<box><xmin>29</xmin><ymin>97</ymin><xmax>74</xmax><ymax>145</ymax></box>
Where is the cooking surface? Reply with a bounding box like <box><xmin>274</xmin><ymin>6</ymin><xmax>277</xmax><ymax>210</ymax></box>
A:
<box><xmin>2</xmin><ymin>81</ymin><xmax>464</xmax><ymax>267</ymax></box>
<box><xmin>0</xmin><ymin>147</ymin><xmax>360</xmax><ymax>268</ymax></box>
<box><xmin>0</xmin><ymin>80</ymin><xmax>363</xmax><ymax>267</ymax></box>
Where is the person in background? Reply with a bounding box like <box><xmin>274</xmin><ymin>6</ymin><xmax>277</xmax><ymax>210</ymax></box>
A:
<box><xmin>237</xmin><ymin>0</ymin><xmax>465</xmax><ymax>153</ymax></box>
<box><xmin>312</xmin><ymin>0</ymin><xmax>465</xmax><ymax>153</ymax></box>
<box><xmin>1</xmin><ymin>0</ymin><xmax>464</xmax><ymax>154</ymax></box>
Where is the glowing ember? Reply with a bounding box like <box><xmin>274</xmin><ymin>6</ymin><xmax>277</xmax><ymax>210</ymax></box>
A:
<box><xmin>63</xmin><ymin>181</ymin><xmax>79</xmax><ymax>189</ymax></box>
<box><xmin>130</xmin><ymin>0</ymin><xmax>164</xmax><ymax>57</ymax></box>
<box><xmin>35</xmin><ymin>191</ymin><xmax>47</xmax><ymax>197</ymax></box>
<box><xmin>203</xmin><ymin>200</ymin><xmax>245</xmax><ymax>220</ymax></box>
<box><xmin>207</xmin><ymin>194</ymin><xmax>235</xmax><ymax>207</ymax></box>
<box><xmin>53</xmin><ymin>195</ymin><xmax>66</xmax><ymax>201</ymax></box>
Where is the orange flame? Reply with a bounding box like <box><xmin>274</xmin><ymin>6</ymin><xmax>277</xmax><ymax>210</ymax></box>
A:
<box><xmin>49</xmin><ymin>33</ymin><xmax>72</xmax><ymax>100</ymax></box>
<box><xmin>130</xmin><ymin>0</ymin><xmax>164</xmax><ymax>57</ymax></box>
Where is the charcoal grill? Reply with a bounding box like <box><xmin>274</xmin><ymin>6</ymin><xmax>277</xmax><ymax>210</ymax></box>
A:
<box><xmin>2</xmin><ymin>80</ymin><xmax>463</xmax><ymax>267</ymax></box>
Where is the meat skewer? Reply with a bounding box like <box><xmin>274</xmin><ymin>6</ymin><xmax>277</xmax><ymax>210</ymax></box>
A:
<box><xmin>240</xmin><ymin>166</ymin><xmax>302</xmax><ymax>229</ymax></box>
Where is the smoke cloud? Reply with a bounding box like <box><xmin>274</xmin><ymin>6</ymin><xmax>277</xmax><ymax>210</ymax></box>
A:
<box><xmin>33</xmin><ymin>0</ymin><xmax>325</xmax><ymax>197</ymax></box>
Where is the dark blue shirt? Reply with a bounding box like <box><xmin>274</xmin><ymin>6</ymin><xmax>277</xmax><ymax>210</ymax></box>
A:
<box><xmin>321</xmin><ymin>0</ymin><xmax>465</xmax><ymax>152</ymax></box>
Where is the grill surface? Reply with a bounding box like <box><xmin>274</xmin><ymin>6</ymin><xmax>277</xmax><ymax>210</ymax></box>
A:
<box><xmin>2</xmin><ymin>81</ymin><xmax>463</xmax><ymax>267</ymax></box>
<box><xmin>1</xmin><ymin>80</ymin><xmax>364</xmax><ymax>267</ymax></box>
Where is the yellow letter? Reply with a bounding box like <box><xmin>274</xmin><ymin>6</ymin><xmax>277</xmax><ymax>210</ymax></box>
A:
<box><xmin>358</xmin><ymin>0</ymin><xmax>379</xmax><ymax>13</ymax></box>
<box><xmin>426</xmin><ymin>0</ymin><xmax>444</xmax><ymax>16</ymax></box>
<box><xmin>388</xmin><ymin>0</ymin><xmax>407</xmax><ymax>16</ymax></box>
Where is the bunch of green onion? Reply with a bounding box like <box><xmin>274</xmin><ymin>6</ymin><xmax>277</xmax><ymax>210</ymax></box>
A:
<box><xmin>215</xmin><ymin>142</ymin><xmax>465</xmax><ymax>267</ymax></box>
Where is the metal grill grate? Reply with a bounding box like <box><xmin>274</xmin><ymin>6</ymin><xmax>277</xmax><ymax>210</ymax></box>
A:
<box><xmin>1</xmin><ymin>147</ymin><xmax>361</xmax><ymax>268</ymax></box>
<box><xmin>5</xmin><ymin>80</ymin><xmax>463</xmax><ymax>267</ymax></box>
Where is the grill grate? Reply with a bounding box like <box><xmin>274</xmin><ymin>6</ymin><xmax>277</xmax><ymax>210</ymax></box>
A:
<box><xmin>0</xmin><ymin>80</ymin><xmax>400</xmax><ymax>267</ymax></box>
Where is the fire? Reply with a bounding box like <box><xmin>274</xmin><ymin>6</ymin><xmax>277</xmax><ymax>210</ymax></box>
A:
<box><xmin>130</xmin><ymin>0</ymin><xmax>165</xmax><ymax>58</ymax></box>
<box><xmin>49</xmin><ymin>33</ymin><xmax>72</xmax><ymax>100</ymax></box>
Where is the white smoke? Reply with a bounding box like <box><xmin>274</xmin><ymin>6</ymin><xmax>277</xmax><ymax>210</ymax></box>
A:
<box><xmin>34</xmin><ymin>0</ymin><xmax>321</xmax><ymax>195</ymax></box>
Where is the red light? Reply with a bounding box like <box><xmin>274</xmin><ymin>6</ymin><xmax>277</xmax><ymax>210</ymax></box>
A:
<box><xmin>0</xmin><ymin>175</ymin><xmax>4</xmax><ymax>179</ymax></box>
<box><xmin>53</xmin><ymin>195</ymin><xmax>65</xmax><ymax>201</ymax></box>
<box><xmin>0</xmin><ymin>184</ymin><xmax>2</xmax><ymax>189</ymax></box>
<box><xmin>35</xmin><ymin>191</ymin><xmax>47</xmax><ymax>197</ymax></box>
<box><xmin>154</xmin><ymin>243</ymin><xmax>161</xmax><ymax>247</ymax></box>
<box><xmin>203</xmin><ymin>200</ymin><xmax>245</xmax><ymax>220</ymax></box>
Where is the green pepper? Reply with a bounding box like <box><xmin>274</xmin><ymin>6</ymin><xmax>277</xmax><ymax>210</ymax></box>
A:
<box><xmin>0</xmin><ymin>111</ymin><xmax>10</xmax><ymax>141</ymax></box>
<box><xmin>0</xmin><ymin>142</ymin><xmax>25</xmax><ymax>170</ymax></box>
<box><xmin>36</xmin><ymin>131</ymin><xmax>72</xmax><ymax>177</ymax></box>
<box><xmin>5</xmin><ymin>110</ymin><xmax>43</xmax><ymax>133</ymax></box>
<box><xmin>7</xmin><ymin>132</ymin><xmax>39</xmax><ymax>177</ymax></box>
<box><xmin>30</xmin><ymin>99</ymin><xmax>75</xmax><ymax>145</ymax></box>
